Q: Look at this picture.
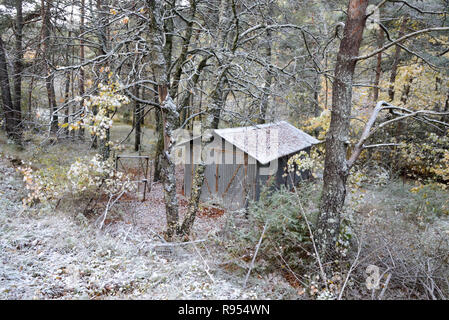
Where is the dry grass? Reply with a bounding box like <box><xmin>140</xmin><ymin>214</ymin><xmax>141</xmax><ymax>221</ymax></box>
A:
<box><xmin>341</xmin><ymin>182</ymin><xmax>449</xmax><ymax>299</ymax></box>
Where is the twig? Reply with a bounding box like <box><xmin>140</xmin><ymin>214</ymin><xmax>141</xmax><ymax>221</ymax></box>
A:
<box><xmin>243</xmin><ymin>221</ymin><xmax>268</xmax><ymax>290</ymax></box>
<box><xmin>123</xmin><ymin>226</ymin><xmax>133</xmax><ymax>243</ymax></box>
<box><xmin>289</xmin><ymin>173</ymin><xmax>328</xmax><ymax>288</ymax></box>
<box><xmin>378</xmin><ymin>273</ymin><xmax>392</xmax><ymax>300</ymax></box>
<box><xmin>273</xmin><ymin>243</ymin><xmax>308</xmax><ymax>288</ymax></box>
<box><xmin>97</xmin><ymin>189</ymin><xmax>126</xmax><ymax>229</ymax></box>
<box><xmin>97</xmin><ymin>194</ymin><xmax>114</xmax><ymax>229</ymax></box>
<box><xmin>356</xmin><ymin>27</ymin><xmax>449</xmax><ymax>61</ymax></box>
<box><xmin>338</xmin><ymin>233</ymin><xmax>362</xmax><ymax>300</ymax></box>
<box><xmin>189</xmin><ymin>237</ymin><xmax>215</xmax><ymax>283</ymax></box>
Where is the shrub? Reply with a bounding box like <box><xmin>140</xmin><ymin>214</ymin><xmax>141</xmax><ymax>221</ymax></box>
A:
<box><xmin>406</xmin><ymin>182</ymin><xmax>449</xmax><ymax>224</ymax></box>
<box><xmin>224</xmin><ymin>181</ymin><xmax>321</xmax><ymax>274</ymax></box>
<box><xmin>63</xmin><ymin>80</ymin><xmax>130</xmax><ymax>144</ymax></box>
<box><xmin>18</xmin><ymin>154</ymin><xmax>135</xmax><ymax>209</ymax></box>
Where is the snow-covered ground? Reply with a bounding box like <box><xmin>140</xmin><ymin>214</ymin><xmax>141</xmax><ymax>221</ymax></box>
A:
<box><xmin>0</xmin><ymin>155</ymin><xmax>294</xmax><ymax>300</ymax></box>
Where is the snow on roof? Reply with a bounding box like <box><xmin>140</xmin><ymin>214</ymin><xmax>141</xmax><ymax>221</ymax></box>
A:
<box><xmin>176</xmin><ymin>121</ymin><xmax>320</xmax><ymax>165</ymax></box>
<box><xmin>214</xmin><ymin>121</ymin><xmax>320</xmax><ymax>165</ymax></box>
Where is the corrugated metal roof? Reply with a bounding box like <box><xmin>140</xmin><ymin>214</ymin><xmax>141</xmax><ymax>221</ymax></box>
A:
<box><xmin>214</xmin><ymin>121</ymin><xmax>320</xmax><ymax>165</ymax></box>
<box><xmin>175</xmin><ymin>121</ymin><xmax>320</xmax><ymax>165</ymax></box>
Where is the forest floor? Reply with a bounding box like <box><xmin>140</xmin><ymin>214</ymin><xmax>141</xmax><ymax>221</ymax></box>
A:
<box><xmin>0</xmin><ymin>138</ymin><xmax>295</xmax><ymax>299</ymax></box>
<box><xmin>1</xmin><ymin>128</ymin><xmax>448</xmax><ymax>300</ymax></box>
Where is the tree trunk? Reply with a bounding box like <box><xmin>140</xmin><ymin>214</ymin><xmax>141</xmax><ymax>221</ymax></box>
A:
<box><xmin>0</xmin><ymin>37</ymin><xmax>19</xmax><ymax>141</ymax></box>
<box><xmin>41</xmin><ymin>0</ymin><xmax>58</xmax><ymax>133</ymax></box>
<box><xmin>27</xmin><ymin>77</ymin><xmax>34</xmax><ymax>120</ymax></box>
<box><xmin>179</xmin><ymin>161</ymin><xmax>206</xmax><ymax>236</ymax></box>
<box><xmin>140</xmin><ymin>88</ymin><xmax>145</xmax><ymax>126</ymax></box>
<box><xmin>98</xmin><ymin>0</ymin><xmax>110</xmax><ymax>163</ymax></box>
<box><xmin>147</xmin><ymin>0</ymin><xmax>180</xmax><ymax>241</ymax></box>
<box><xmin>169</xmin><ymin>0</ymin><xmax>196</xmax><ymax>99</ymax></box>
<box><xmin>153</xmin><ymin>105</ymin><xmax>164</xmax><ymax>182</ymax></box>
<box><xmin>257</xmin><ymin>23</ymin><xmax>273</xmax><ymax>124</ymax></box>
<box><xmin>62</xmin><ymin>5</ymin><xmax>75</xmax><ymax>138</ymax></box>
<box><xmin>158</xmin><ymin>87</ymin><xmax>180</xmax><ymax>241</ymax></box>
<box><xmin>78</xmin><ymin>0</ymin><xmax>86</xmax><ymax>140</ymax></box>
<box><xmin>12</xmin><ymin>0</ymin><xmax>23</xmax><ymax>137</ymax></box>
<box><xmin>315</xmin><ymin>0</ymin><xmax>368</xmax><ymax>264</ymax></box>
<box><xmin>372</xmin><ymin>27</ymin><xmax>384</xmax><ymax>102</ymax></box>
<box><xmin>388</xmin><ymin>18</ymin><xmax>407</xmax><ymax>102</ymax></box>
<box><xmin>162</xmin><ymin>1</ymin><xmax>174</xmax><ymax>84</ymax></box>
<box><xmin>92</xmin><ymin>0</ymin><xmax>108</xmax><ymax>148</ymax></box>
<box><xmin>153</xmin><ymin>80</ymin><xmax>164</xmax><ymax>182</ymax></box>
<box><xmin>134</xmin><ymin>86</ymin><xmax>141</xmax><ymax>152</ymax></box>
<box><xmin>99</xmin><ymin>125</ymin><xmax>110</xmax><ymax>160</ymax></box>
<box><xmin>63</xmin><ymin>70</ymin><xmax>70</xmax><ymax>137</ymax></box>
<box><xmin>400</xmin><ymin>76</ymin><xmax>413</xmax><ymax>105</ymax></box>
<box><xmin>179</xmin><ymin>0</ymin><xmax>231</xmax><ymax>236</ymax></box>
<box><xmin>178</xmin><ymin>55</ymin><xmax>209</xmax><ymax>126</ymax></box>
<box><xmin>179</xmin><ymin>81</ymin><xmax>223</xmax><ymax>236</ymax></box>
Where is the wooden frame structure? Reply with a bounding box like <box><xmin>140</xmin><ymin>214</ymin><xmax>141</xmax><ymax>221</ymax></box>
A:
<box><xmin>115</xmin><ymin>154</ymin><xmax>152</xmax><ymax>201</ymax></box>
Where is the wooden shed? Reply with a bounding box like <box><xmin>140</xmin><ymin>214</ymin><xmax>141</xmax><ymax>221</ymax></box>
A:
<box><xmin>179</xmin><ymin>121</ymin><xmax>320</xmax><ymax>210</ymax></box>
